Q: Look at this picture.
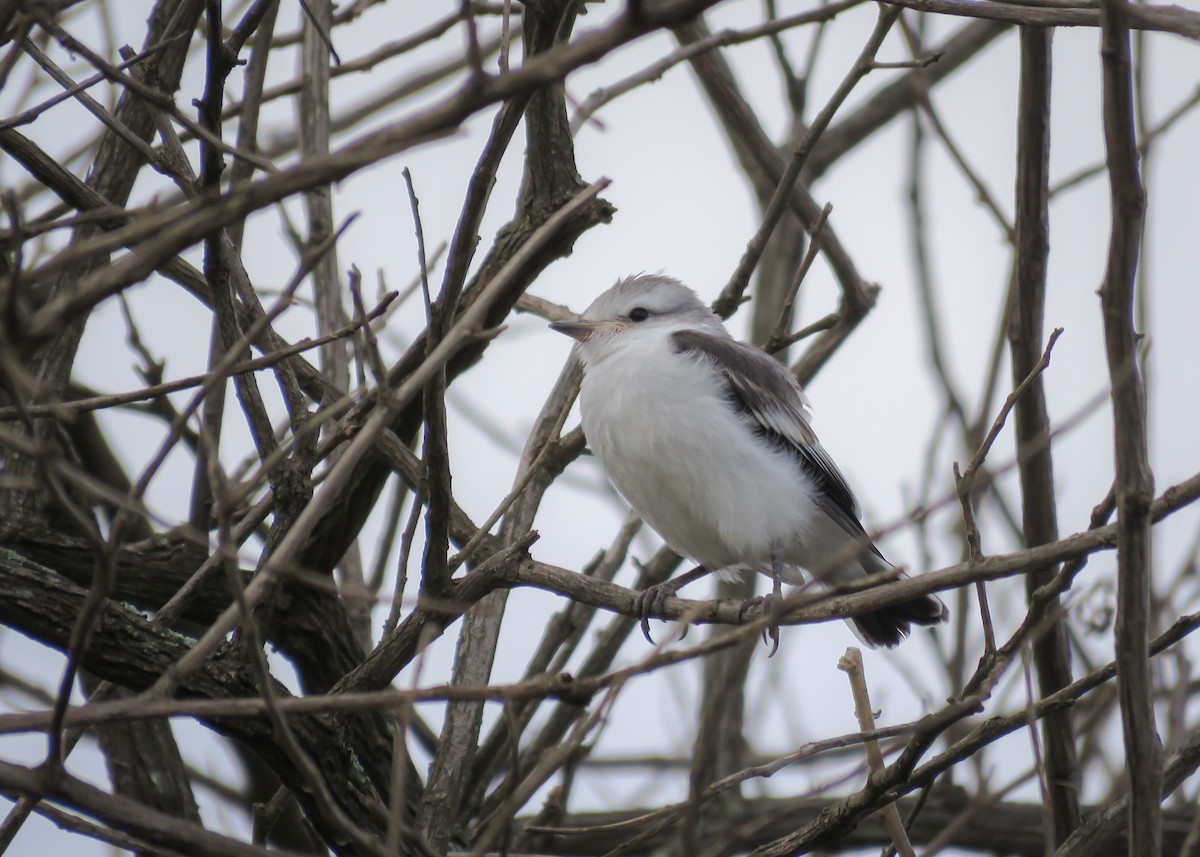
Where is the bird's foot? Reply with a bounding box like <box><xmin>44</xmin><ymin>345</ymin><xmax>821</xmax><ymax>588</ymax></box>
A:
<box><xmin>634</xmin><ymin>579</ymin><xmax>687</xmax><ymax>645</ymax></box>
<box><xmin>739</xmin><ymin>578</ymin><xmax>784</xmax><ymax>657</ymax></box>
<box><xmin>631</xmin><ymin>564</ymin><xmax>710</xmax><ymax>645</ymax></box>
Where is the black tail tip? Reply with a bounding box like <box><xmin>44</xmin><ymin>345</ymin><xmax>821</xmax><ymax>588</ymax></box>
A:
<box><xmin>852</xmin><ymin>594</ymin><xmax>949</xmax><ymax>649</ymax></box>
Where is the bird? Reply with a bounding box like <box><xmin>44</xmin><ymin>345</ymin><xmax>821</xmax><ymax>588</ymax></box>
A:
<box><xmin>549</xmin><ymin>274</ymin><xmax>948</xmax><ymax>650</ymax></box>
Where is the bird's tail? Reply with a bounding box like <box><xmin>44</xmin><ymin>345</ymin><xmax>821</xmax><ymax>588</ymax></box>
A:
<box><xmin>847</xmin><ymin>551</ymin><xmax>948</xmax><ymax>649</ymax></box>
<box><xmin>850</xmin><ymin>590</ymin><xmax>948</xmax><ymax>648</ymax></box>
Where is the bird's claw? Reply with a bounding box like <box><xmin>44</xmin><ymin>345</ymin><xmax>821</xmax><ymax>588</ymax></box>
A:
<box><xmin>634</xmin><ymin>581</ymin><xmax>685</xmax><ymax>645</ymax></box>
<box><xmin>739</xmin><ymin>593</ymin><xmax>782</xmax><ymax>657</ymax></box>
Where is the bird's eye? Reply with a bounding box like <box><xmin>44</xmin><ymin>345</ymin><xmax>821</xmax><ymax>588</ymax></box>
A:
<box><xmin>628</xmin><ymin>307</ymin><xmax>650</xmax><ymax>322</ymax></box>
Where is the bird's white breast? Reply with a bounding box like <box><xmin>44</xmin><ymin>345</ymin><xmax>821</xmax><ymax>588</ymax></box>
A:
<box><xmin>578</xmin><ymin>330</ymin><xmax>818</xmax><ymax>571</ymax></box>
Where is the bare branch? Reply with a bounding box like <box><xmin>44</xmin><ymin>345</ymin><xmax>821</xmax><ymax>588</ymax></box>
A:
<box><xmin>1099</xmin><ymin>0</ymin><xmax>1161</xmax><ymax>853</ymax></box>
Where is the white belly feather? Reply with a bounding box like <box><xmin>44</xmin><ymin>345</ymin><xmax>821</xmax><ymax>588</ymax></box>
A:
<box><xmin>579</xmin><ymin>333</ymin><xmax>819</xmax><ymax>573</ymax></box>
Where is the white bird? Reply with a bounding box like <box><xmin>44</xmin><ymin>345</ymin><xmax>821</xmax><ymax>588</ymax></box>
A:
<box><xmin>550</xmin><ymin>274</ymin><xmax>948</xmax><ymax>649</ymax></box>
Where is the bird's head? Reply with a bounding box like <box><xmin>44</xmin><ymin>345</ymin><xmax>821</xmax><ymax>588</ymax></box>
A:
<box><xmin>549</xmin><ymin>274</ymin><xmax>725</xmax><ymax>364</ymax></box>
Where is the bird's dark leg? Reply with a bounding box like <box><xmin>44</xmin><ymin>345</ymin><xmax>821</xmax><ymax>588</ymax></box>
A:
<box><xmin>738</xmin><ymin>545</ymin><xmax>785</xmax><ymax>656</ymax></box>
<box><xmin>766</xmin><ymin>552</ymin><xmax>784</xmax><ymax>656</ymax></box>
<box><xmin>635</xmin><ymin>564</ymin><xmax>710</xmax><ymax>645</ymax></box>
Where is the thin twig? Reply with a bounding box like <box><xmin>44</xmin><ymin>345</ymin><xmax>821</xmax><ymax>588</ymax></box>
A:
<box><xmin>839</xmin><ymin>648</ymin><xmax>916</xmax><ymax>857</ymax></box>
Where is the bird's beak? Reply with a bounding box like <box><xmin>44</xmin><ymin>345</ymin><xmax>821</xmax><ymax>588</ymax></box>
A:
<box><xmin>549</xmin><ymin>319</ymin><xmax>620</xmax><ymax>342</ymax></box>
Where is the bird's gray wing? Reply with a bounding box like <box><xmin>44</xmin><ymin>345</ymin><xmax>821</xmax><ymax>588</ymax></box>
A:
<box><xmin>670</xmin><ymin>329</ymin><xmax>872</xmax><ymax>544</ymax></box>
